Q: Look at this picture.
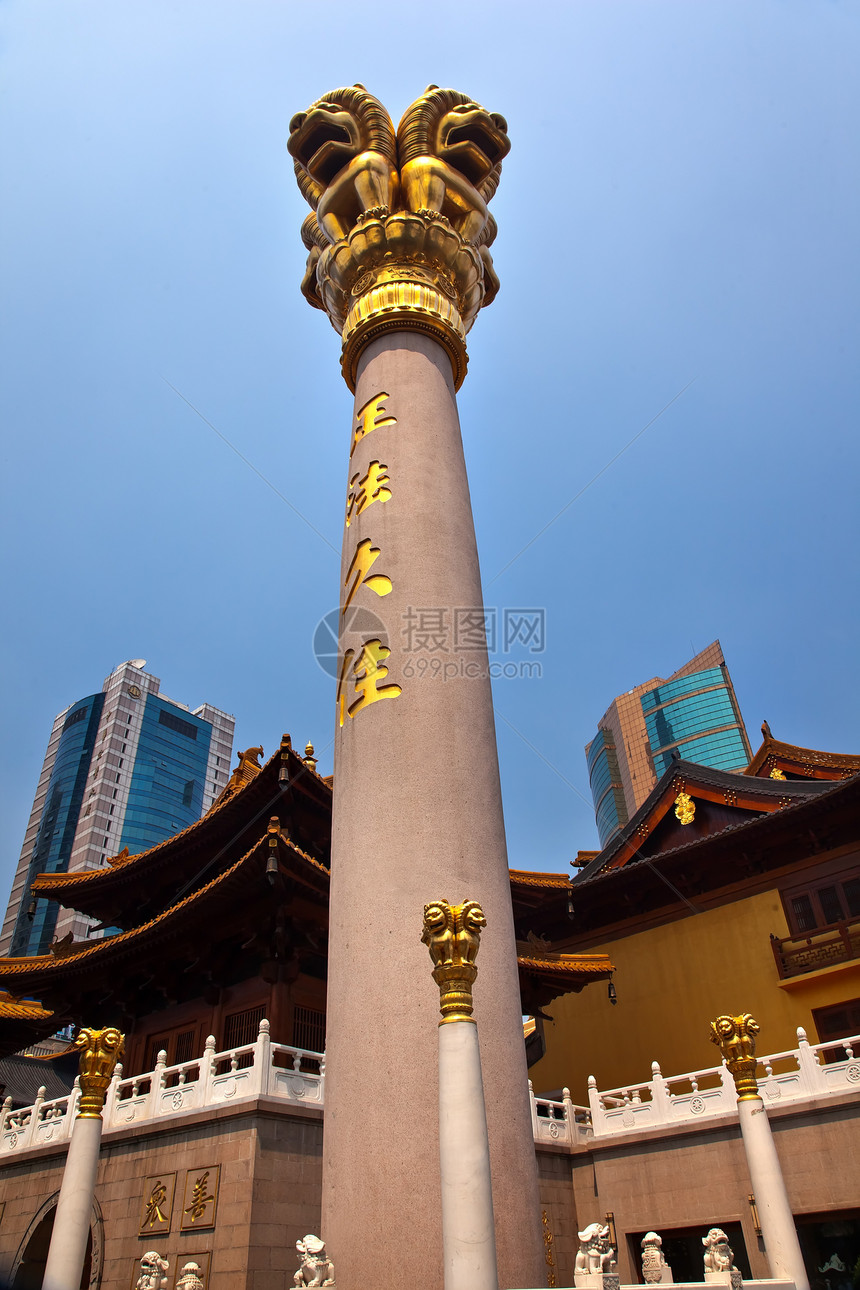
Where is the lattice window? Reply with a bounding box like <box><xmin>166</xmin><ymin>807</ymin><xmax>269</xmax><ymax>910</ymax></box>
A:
<box><xmin>174</xmin><ymin>1029</ymin><xmax>196</xmax><ymax>1064</ymax></box>
<box><xmin>223</xmin><ymin>1004</ymin><xmax>265</xmax><ymax>1050</ymax></box>
<box><xmin>293</xmin><ymin>1005</ymin><xmax>325</xmax><ymax>1053</ymax></box>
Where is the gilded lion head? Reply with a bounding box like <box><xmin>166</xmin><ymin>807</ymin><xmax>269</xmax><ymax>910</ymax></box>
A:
<box><xmin>397</xmin><ymin>86</ymin><xmax>510</xmax><ymax>199</ymax></box>
<box><xmin>288</xmin><ymin>84</ymin><xmax>396</xmax><ymax>210</ymax></box>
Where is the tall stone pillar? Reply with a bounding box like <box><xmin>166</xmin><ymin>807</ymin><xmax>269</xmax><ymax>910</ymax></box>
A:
<box><xmin>288</xmin><ymin>87</ymin><xmax>543</xmax><ymax>1290</ymax></box>
<box><xmin>710</xmin><ymin>1014</ymin><xmax>810</xmax><ymax>1290</ymax></box>
<box><xmin>43</xmin><ymin>1026</ymin><xmax>124</xmax><ymax>1290</ymax></box>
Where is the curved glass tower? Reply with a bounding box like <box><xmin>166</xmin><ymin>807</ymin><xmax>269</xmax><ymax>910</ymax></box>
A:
<box><xmin>585</xmin><ymin>641</ymin><xmax>751</xmax><ymax>847</ymax></box>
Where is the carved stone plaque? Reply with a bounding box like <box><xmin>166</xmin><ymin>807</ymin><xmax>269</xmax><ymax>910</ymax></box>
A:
<box><xmin>138</xmin><ymin>1173</ymin><xmax>176</xmax><ymax>1237</ymax></box>
<box><xmin>179</xmin><ymin>1165</ymin><xmax>220</xmax><ymax>1232</ymax></box>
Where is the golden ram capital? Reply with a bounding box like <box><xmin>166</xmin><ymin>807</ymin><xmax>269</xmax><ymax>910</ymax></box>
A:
<box><xmin>421</xmin><ymin>899</ymin><xmax>487</xmax><ymax>1024</ymax></box>
<box><xmin>288</xmin><ymin>85</ymin><xmax>510</xmax><ymax>390</ymax></box>
<box><xmin>75</xmin><ymin>1025</ymin><xmax>125</xmax><ymax>1118</ymax></box>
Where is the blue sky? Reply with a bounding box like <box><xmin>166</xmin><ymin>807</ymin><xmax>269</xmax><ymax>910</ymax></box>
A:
<box><xmin>1</xmin><ymin>1</ymin><xmax>858</xmax><ymax>896</ymax></box>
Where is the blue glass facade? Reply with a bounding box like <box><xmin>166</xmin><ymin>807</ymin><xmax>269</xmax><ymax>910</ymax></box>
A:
<box><xmin>118</xmin><ymin>695</ymin><xmax>213</xmax><ymax>856</ymax></box>
<box><xmin>587</xmin><ymin>730</ymin><xmax>628</xmax><ymax>847</ymax></box>
<box><xmin>588</xmin><ymin>649</ymin><xmax>750</xmax><ymax>844</ymax></box>
<box><xmin>11</xmin><ymin>694</ymin><xmax>104</xmax><ymax>956</ymax></box>
<box><xmin>642</xmin><ymin>666</ymin><xmax>749</xmax><ymax>778</ymax></box>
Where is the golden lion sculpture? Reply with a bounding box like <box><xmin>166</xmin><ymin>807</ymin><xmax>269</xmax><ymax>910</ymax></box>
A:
<box><xmin>289</xmin><ymin>84</ymin><xmax>510</xmax><ymax>332</ymax></box>
<box><xmin>396</xmin><ymin>86</ymin><xmax>509</xmax><ymax>247</ymax></box>
<box><xmin>288</xmin><ymin>85</ymin><xmax>398</xmax><ymax>245</ymax></box>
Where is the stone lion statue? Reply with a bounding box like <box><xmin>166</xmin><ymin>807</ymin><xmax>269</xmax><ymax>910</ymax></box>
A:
<box><xmin>288</xmin><ymin>84</ymin><xmax>509</xmax><ymax>325</ymax></box>
<box><xmin>135</xmin><ymin>1251</ymin><xmax>169</xmax><ymax>1290</ymax></box>
<box><xmin>288</xmin><ymin>85</ymin><xmax>398</xmax><ymax>246</ymax></box>
<box><xmin>641</xmin><ymin>1232</ymin><xmax>671</xmax><ymax>1284</ymax></box>
<box><xmin>293</xmin><ymin>1234</ymin><xmax>335</xmax><ymax>1288</ymax></box>
<box><xmin>396</xmin><ymin>86</ymin><xmax>509</xmax><ymax>247</ymax></box>
<box><xmin>703</xmin><ymin>1228</ymin><xmax>736</xmax><ymax>1274</ymax></box>
<box><xmin>576</xmin><ymin>1223</ymin><xmax>616</xmax><ymax>1276</ymax></box>
<box><xmin>176</xmin><ymin>1263</ymin><xmax>205</xmax><ymax>1290</ymax></box>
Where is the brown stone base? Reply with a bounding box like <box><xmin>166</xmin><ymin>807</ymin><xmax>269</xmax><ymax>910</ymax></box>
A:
<box><xmin>0</xmin><ymin>1099</ymin><xmax>322</xmax><ymax>1290</ymax></box>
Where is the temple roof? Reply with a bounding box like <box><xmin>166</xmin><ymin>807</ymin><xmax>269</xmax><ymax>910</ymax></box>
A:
<box><xmin>553</xmin><ymin>773</ymin><xmax>860</xmax><ymax>947</ymax></box>
<box><xmin>31</xmin><ymin>737</ymin><xmax>331</xmax><ymax>929</ymax></box>
<box><xmin>0</xmin><ymin>1051</ymin><xmax>78</xmax><ymax>1107</ymax></box>
<box><xmin>0</xmin><ymin>819</ymin><xmax>332</xmax><ymax>1054</ymax></box>
<box><xmin>576</xmin><ymin>757</ymin><xmax>835</xmax><ymax>882</ymax></box>
<box><xmin>0</xmin><ymin>991</ymin><xmax>56</xmax><ymax>1057</ymax></box>
<box><xmin>746</xmin><ymin>723</ymin><xmax>860</xmax><ymax>781</ymax></box>
<box><xmin>516</xmin><ymin>944</ymin><xmax>613</xmax><ymax>1012</ymax></box>
<box><xmin>0</xmin><ymin>740</ymin><xmax>612</xmax><ymax>1051</ymax></box>
<box><xmin>0</xmin><ymin>992</ymin><xmax>53</xmax><ymax>1022</ymax></box>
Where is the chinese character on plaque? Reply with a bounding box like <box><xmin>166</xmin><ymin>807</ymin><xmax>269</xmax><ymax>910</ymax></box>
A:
<box><xmin>179</xmin><ymin>1164</ymin><xmax>220</xmax><ymax>1232</ymax></box>
<box><xmin>138</xmin><ymin>1173</ymin><xmax>176</xmax><ymax>1236</ymax></box>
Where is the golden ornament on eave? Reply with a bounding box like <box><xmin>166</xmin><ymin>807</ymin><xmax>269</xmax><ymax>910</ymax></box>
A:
<box><xmin>674</xmin><ymin>791</ymin><xmax>696</xmax><ymax>825</ymax></box>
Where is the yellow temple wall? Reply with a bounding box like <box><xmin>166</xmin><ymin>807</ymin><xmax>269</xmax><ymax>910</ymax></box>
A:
<box><xmin>530</xmin><ymin>886</ymin><xmax>860</xmax><ymax>1100</ymax></box>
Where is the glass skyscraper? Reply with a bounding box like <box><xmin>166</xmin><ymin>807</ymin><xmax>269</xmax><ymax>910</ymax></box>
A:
<box><xmin>585</xmin><ymin>641</ymin><xmax>751</xmax><ymax>847</ymax></box>
<box><xmin>2</xmin><ymin>661</ymin><xmax>235</xmax><ymax>957</ymax></box>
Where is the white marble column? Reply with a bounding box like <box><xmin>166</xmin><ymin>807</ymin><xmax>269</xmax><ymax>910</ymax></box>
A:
<box><xmin>43</xmin><ymin>1026</ymin><xmax>123</xmax><ymax>1290</ymax></box>
<box><xmin>425</xmin><ymin>899</ymin><xmax>500</xmax><ymax>1290</ymax></box>
<box><xmin>738</xmin><ymin>1097</ymin><xmax>809</xmax><ymax>1290</ymax></box>
<box><xmin>711</xmin><ymin>1013</ymin><xmax>808</xmax><ymax>1290</ymax></box>
<box><xmin>42</xmin><ymin>1115</ymin><xmax>103</xmax><ymax>1290</ymax></box>
<box><xmin>439</xmin><ymin>1021</ymin><xmax>499</xmax><ymax>1290</ymax></box>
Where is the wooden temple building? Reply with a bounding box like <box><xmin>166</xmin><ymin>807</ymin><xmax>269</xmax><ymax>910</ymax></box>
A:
<box><xmin>0</xmin><ymin>735</ymin><xmax>613</xmax><ymax>1288</ymax></box>
<box><xmin>0</xmin><ymin>736</ymin><xmax>611</xmax><ymax>1071</ymax></box>
<box><xmin>526</xmin><ymin>725</ymin><xmax>860</xmax><ymax>1096</ymax></box>
<box><xmin>0</xmin><ymin>727</ymin><xmax>857</xmax><ymax>1287</ymax></box>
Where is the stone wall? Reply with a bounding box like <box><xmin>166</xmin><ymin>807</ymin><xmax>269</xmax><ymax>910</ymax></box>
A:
<box><xmin>1</xmin><ymin>1087</ymin><xmax>856</xmax><ymax>1288</ymax></box>
<box><xmin>536</xmin><ymin>1148</ymin><xmax>579</xmax><ymax>1285</ymax></box>
<box><xmin>570</xmin><ymin>1092</ymin><xmax>860</xmax><ymax>1284</ymax></box>
<box><xmin>0</xmin><ymin>1098</ymin><xmax>323</xmax><ymax>1290</ymax></box>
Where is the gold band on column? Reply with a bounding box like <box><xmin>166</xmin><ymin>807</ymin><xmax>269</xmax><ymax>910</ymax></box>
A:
<box><xmin>341</xmin><ymin>266</ymin><xmax>468</xmax><ymax>392</ymax></box>
<box><xmin>709</xmin><ymin>1013</ymin><xmax>760</xmax><ymax>1101</ymax></box>
<box><xmin>75</xmin><ymin>1026</ymin><xmax>124</xmax><ymax>1118</ymax></box>
<box><xmin>422</xmin><ymin>899</ymin><xmax>486</xmax><ymax>1024</ymax></box>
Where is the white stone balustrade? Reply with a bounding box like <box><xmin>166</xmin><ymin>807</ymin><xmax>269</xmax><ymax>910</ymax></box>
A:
<box><xmin>529</xmin><ymin>1080</ymin><xmax>593</xmax><ymax>1147</ymax></box>
<box><xmin>1</xmin><ymin>1024</ymin><xmax>857</xmax><ymax>1159</ymax></box>
<box><xmin>0</xmin><ymin>1019</ymin><xmax>324</xmax><ymax>1157</ymax></box>
<box><xmin>587</xmin><ymin>1028</ymin><xmax>860</xmax><ymax>1137</ymax></box>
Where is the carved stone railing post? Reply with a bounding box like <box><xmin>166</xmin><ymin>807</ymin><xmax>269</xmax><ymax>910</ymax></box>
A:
<box><xmin>200</xmin><ymin>1034</ymin><xmax>217</xmax><ymax>1105</ymax></box>
<box><xmin>146</xmin><ymin>1047</ymin><xmax>167</xmax><ymax>1119</ymax></box>
<box><xmin>43</xmin><ymin>1026</ymin><xmax>123</xmax><ymax>1290</ymax></box>
<box><xmin>562</xmin><ymin>1087</ymin><xmax>577</xmax><ymax>1143</ymax></box>
<box><xmin>30</xmin><ymin>1085</ymin><xmax>46</xmax><ymax>1146</ymax></box>
<box><xmin>710</xmin><ymin>1014</ymin><xmax>809</xmax><ymax>1290</ymax></box>
<box><xmin>527</xmin><ymin>1079</ymin><xmax>540</xmax><ymax>1138</ymax></box>
<box><xmin>102</xmin><ymin>1062</ymin><xmax>122</xmax><ymax>1127</ymax></box>
<box><xmin>253</xmin><ymin>1018</ymin><xmax>271</xmax><ymax>1097</ymax></box>
<box><xmin>587</xmin><ymin>1076</ymin><xmax>605</xmax><ymax>1136</ymax></box>
<box><xmin>649</xmin><ymin>1061</ymin><xmax>672</xmax><ymax>1124</ymax></box>
<box><xmin>794</xmin><ymin>1026</ymin><xmax>821</xmax><ymax>1096</ymax></box>
<box><xmin>423</xmin><ymin>899</ymin><xmax>499</xmax><ymax>1290</ymax></box>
